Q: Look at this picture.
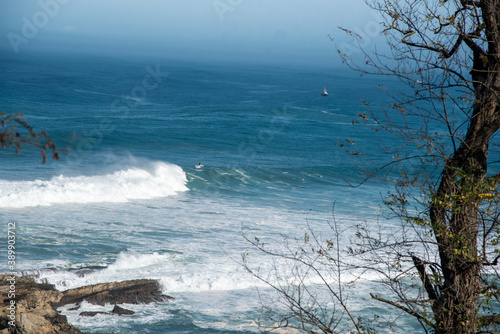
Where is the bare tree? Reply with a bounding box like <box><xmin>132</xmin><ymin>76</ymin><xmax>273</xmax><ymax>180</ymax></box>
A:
<box><xmin>246</xmin><ymin>1</ymin><xmax>500</xmax><ymax>333</ymax></box>
<box><xmin>242</xmin><ymin>215</ymin><xmax>366</xmax><ymax>334</ymax></box>
<box><xmin>337</xmin><ymin>1</ymin><xmax>500</xmax><ymax>333</ymax></box>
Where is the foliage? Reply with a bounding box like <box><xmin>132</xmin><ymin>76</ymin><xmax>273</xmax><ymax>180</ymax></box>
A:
<box><xmin>337</xmin><ymin>1</ymin><xmax>500</xmax><ymax>333</ymax></box>
<box><xmin>0</xmin><ymin>112</ymin><xmax>59</xmax><ymax>163</ymax></box>
<box><xmin>247</xmin><ymin>1</ymin><xmax>500</xmax><ymax>333</ymax></box>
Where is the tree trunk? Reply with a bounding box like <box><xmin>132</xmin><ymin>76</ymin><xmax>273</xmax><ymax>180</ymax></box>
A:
<box><xmin>428</xmin><ymin>2</ymin><xmax>500</xmax><ymax>331</ymax></box>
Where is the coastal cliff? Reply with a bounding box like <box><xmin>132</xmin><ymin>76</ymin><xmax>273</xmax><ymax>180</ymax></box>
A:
<box><xmin>0</xmin><ymin>275</ymin><xmax>172</xmax><ymax>334</ymax></box>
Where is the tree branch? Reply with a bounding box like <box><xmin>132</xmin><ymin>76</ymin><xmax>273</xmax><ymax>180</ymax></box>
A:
<box><xmin>370</xmin><ymin>293</ymin><xmax>435</xmax><ymax>329</ymax></box>
<box><xmin>412</xmin><ymin>255</ymin><xmax>439</xmax><ymax>301</ymax></box>
<box><xmin>478</xmin><ymin>314</ymin><xmax>500</xmax><ymax>327</ymax></box>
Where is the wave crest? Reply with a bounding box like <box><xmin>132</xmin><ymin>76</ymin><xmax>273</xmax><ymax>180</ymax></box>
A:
<box><xmin>0</xmin><ymin>161</ymin><xmax>188</xmax><ymax>208</ymax></box>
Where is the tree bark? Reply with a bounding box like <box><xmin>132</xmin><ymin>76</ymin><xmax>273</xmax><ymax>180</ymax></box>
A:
<box><xmin>427</xmin><ymin>2</ymin><xmax>500</xmax><ymax>332</ymax></box>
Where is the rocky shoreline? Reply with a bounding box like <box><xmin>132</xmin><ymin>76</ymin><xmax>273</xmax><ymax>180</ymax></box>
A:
<box><xmin>0</xmin><ymin>275</ymin><xmax>173</xmax><ymax>334</ymax></box>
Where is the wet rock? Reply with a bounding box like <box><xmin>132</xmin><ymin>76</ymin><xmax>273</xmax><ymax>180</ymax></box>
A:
<box><xmin>56</xmin><ymin>279</ymin><xmax>173</xmax><ymax>307</ymax></box>
<box><xmin>111</xmin><ymin>305</ymin><xmax>135</xmax><ymax>315</ymax></box>
<box><xmin>79</xmin><ymin>311</ymin><xmax>108</xmax><ymax>317</ymax></box>
<box><xmin>68</xmin><ymin>304</ymin><xmax>81</xmax><ymax>311</ymax></box>
<box><xmin>68</xmin><ymin>266</ymin><xmax>107</xmax><ymax>278</ymax></box>
<box><xmin>78</xmin><ymin>305</ymin><xmax>135</xmax><ymax>317</ymax></box>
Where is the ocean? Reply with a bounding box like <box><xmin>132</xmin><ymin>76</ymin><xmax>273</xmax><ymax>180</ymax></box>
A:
<box><xmin>0</xmin><ymin>51</ymin><xmax>423</xmax><ymax>333</ymax></box>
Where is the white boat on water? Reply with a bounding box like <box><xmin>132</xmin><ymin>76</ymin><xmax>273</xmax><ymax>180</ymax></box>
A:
<box><xmin>321</xmin><ymin>86</ymin><xmax>328</xmax><ymax>96</ymax></box>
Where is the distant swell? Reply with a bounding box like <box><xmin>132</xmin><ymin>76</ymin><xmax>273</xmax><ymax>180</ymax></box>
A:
<box><xmin>0</xmin><ymin>161</ymin><xmax>188</xmax><ymax>208</ymax></box>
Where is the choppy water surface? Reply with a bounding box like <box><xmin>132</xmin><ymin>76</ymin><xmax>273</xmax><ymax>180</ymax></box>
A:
<box><xmin>0</xmin><ymin>52</ymin><xmax>423</xmax><ymax>333</ymax></box>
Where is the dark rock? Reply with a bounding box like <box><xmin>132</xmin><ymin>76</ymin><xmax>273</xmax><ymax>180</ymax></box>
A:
<box><xmin>56</xmin><ymin>279</ymin><xmax>173</xmax><ymax>307</ymax></box>
<box><xmin>79</xmin><ymin>311</ymin><xmax>108</xmax><ymax>317</ymax></box>
<box><xmin>68</xmin><ymin>304</ymin><xmax>81</xmax><ymax>311</ymax></box>
<box><xmin>111</xmin><ymin>305</ymin><xmax>135</xmax><ymax>315</ymax></box>
<box><xmin>68</xmin><ymin>266</ymin><xmax>108</xmax><ymax>278</ymax></box>
<box><xmin>79</xmin><ymin>306</ymin><xmax>135</xmax><ymax>318</ymax></box>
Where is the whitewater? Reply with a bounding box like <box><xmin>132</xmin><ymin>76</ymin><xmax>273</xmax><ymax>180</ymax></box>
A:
<box><xmin>0</xmin><ymin>161</ymin><xmax>188</xmax><ymax>208</ymax></box>
<box><xmin>0</xmin><ymin>52</ymin><xmax>424</xmax><ymax>333</ymax></box>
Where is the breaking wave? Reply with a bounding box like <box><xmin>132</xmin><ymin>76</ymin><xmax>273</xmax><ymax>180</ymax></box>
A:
<box><xmin>0</xmin><ymin>161</ymin><xmax>188</xmax><ymax>208</ymax></box>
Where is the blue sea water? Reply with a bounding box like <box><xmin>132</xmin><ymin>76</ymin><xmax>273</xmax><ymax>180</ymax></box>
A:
<box><xmin>0</xmin><ymin>52</ymin><xmax>423</xmax><ymax>333</ymax></box>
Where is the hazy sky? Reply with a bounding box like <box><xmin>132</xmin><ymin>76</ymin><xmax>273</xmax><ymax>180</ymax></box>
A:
<box><xmin>0</xmin><ymin>0</ymin><xmax>382</xmax><ymax>66</ymax></box>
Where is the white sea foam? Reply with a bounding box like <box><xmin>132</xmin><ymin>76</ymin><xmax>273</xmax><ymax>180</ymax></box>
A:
<box><xmin>34</xmin><ymin>251</ymin><xmax>176</xmax><ymax>290</ymax></box>
<box><xmin>158</xmin><ymin>266</ymin><xmax>261</xmax><ymax>293</ymax></box>
<box><xmin>34</xmin><ymin>250</ymin><xmax>262</xmax><ymax>293</ymax></box>
<box><xmin>107</xmin><ymin>251</ymin><xmax>176</xmax><ymax>271</ymax></box>
<box><xmin>0</xmin><ymin>161</ymin><xmax>188</xmax><ymax>208</ymax></box>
